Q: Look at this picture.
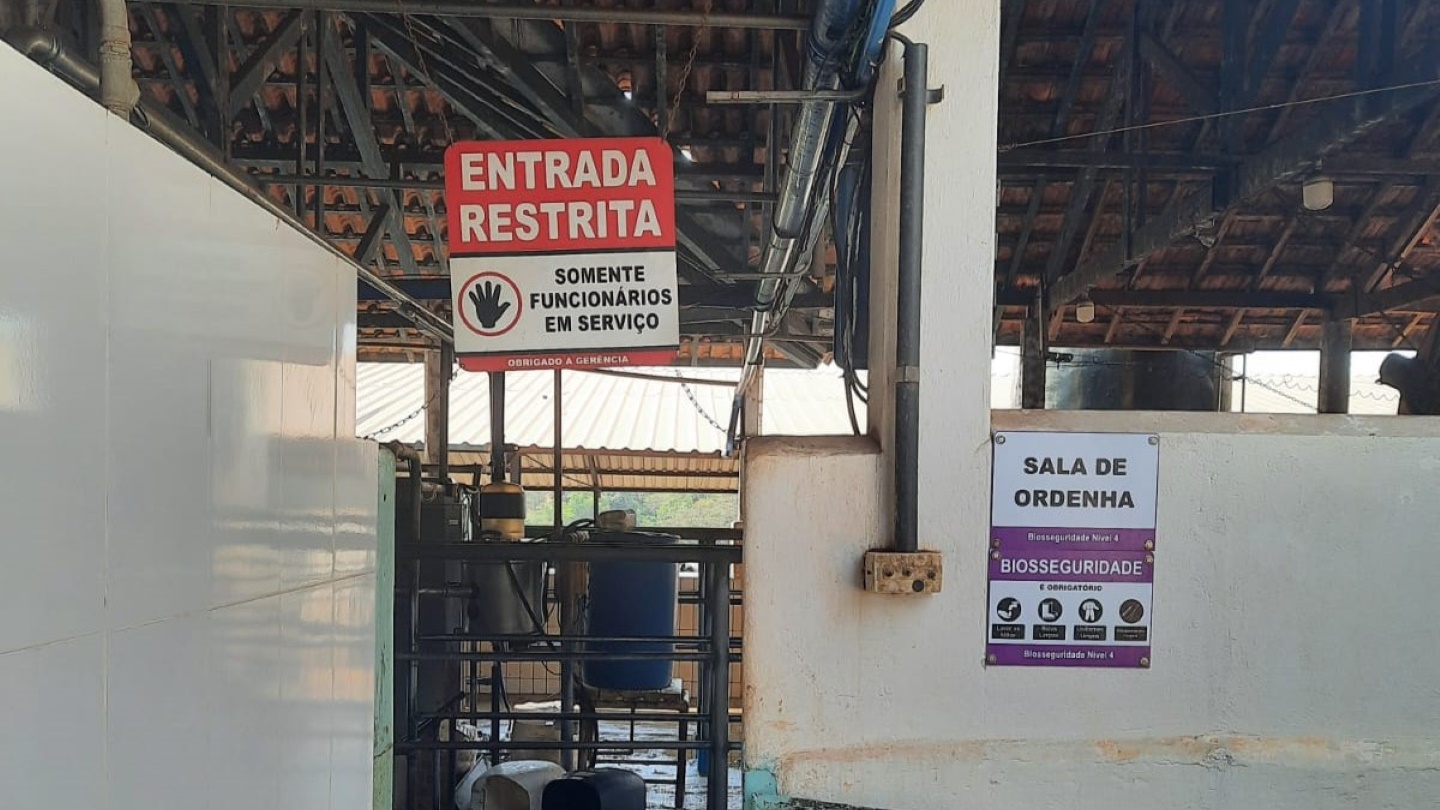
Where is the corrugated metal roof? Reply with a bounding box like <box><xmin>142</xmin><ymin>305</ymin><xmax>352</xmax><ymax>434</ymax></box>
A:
<box><xmin>356</xmin><ymin>362</ymin><xmax>866</xmax><ymax>454</ymax></box>
<box><xmin>444</xmin><ymin>450</ymin><xmax>740</xmax><ymax>494</ymax></box>
<box><xmin>357</xmin><ymin>361</ymin><xmax>1400</xmax><ymax>492</ymax></box>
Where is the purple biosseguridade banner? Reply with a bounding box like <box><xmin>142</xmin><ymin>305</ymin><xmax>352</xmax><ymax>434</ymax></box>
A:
<box><xmin>987</xmin><ymin>645</ymin><xmax>1151</xmax><ymax>668</ymax></box>
<box><xmin>989</xmin><ymin>546</ymin><xmax>1153</xmax><ymax>584</ymax></box>
<box><xmin>989</xmin><ymin>526</ymin><xmax>1154</xmax><ymax>554</ymax></box>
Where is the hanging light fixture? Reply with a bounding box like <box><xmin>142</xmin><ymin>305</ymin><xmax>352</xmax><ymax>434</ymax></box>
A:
<box><xmin>1302</xmin><ymin>174</ymin><xmax>1334</xmax><ymax>211</ymax></box>
<box><xmin>1075</xmin><ymin>291</ymin><xmax>1097</xmax><ymax>324</ymax></box>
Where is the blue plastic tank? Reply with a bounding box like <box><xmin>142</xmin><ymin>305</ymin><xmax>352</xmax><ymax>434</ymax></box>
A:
<box><xmin>584</xmin><ymin>531</ymin><xmax>679</xmax><ymax>690</ymax></box>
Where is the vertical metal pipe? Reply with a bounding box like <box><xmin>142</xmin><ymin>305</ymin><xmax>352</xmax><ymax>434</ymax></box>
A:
<box><xmin>409</xmin><ymin>547</ymin><xmax>422</xmax><ymax>807</ymax></box>
<box><xmin>893</xmin><ymin>41</ymin><xmax>927</xmax><ymax>553</ymax></box>
<box><xmin>438</xmin><ymin>343</ymin><xmax>453</xmax><ymax>481</ymax></box>
<box><xmin>557</xmin><ymin>563</ymin><xmax>576</xmax><ymax>772</ymax></box>
<box><xmin>553</xmin><ymin>367</ymin><xmax>575</xmax><ymax>771</ymax></box>
<box><xmin>489</xmin><ymin>661</ymin><xmax>503</xmax><ymax>766</ymax></box>
<box><xmin>706</xmin><ymin>560</ymin><xmax>732</xmax><ymax>810</ymax></box>
<box><xmin>553</xmin><ymin>369</ymin><xmax>563</xmax><ymax>529</ymax></box>
<box><xmin>489</xmin><ymin>372</ymin><xmax>506</xmax><ymax>482</ymax></box>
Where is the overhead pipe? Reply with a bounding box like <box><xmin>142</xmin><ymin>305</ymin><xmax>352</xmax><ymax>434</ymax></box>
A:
<box><xmin>174</xmin><ymin>0</ymin><xmax>810</xmax><ymax>30</ymax></box>
<box><xmin>4</xmin><ymin>28</ymin><xmax>453</xmax><ymax>344</ymax></box>
<box><xmin>97</xmin><ymin>0</ymin><xmax>139</xmax><ymax>116</ymax></box>
<box><xmin>386</xmin><ymin>441</ymin><xmax>425</xmax><ymax>543</ymax></box>
<box><xmin>726</xmin><ymin>0</ymin><xmax>896</xmax><ymax>449</ymax></box>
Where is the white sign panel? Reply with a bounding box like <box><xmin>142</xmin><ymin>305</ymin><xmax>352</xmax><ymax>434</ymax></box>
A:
<box><xmin>991</xmin><ymin>431</ymin><xmax>1160</xmax><ymax>530</ymax></box>
<box><xmin>450</xmin><ymin>252</ymin><xmax>680</xmax><ymax>367</ymax></box>
<box><xmin>444</xmin><ymin>137</ymin><xmax>679</xmax><ymax>371</ymax></box>
<box><xmin>987</xmin><ymin>431</ymin><xmax>1160</xmax><ymax>668</ymax></box>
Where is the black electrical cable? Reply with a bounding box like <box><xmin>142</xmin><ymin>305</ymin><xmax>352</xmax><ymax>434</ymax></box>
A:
<box><xmin>889</xmin><ymin>0</ymin><xmax>926</xmax><ymax>28</ymax></box>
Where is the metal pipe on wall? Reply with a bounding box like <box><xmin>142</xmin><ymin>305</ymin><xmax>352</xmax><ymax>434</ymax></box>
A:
<box><xmin>893</xmin><ymin>40</ymin><xmax>928</xmax><ymax>553</ymax></box>
<box><xmin>386</xmin><ymin>442</ymin><xmax>424</xmax><ymax>543</ymax></box>
<box><xmin>439</xmin><ymin>343</ymin><xmax>452</xmax><ymax>481</ymax></box>
<box><xmin>3</xmin><ymin>28</ymin><xmax>453</xmax><ymax>344</ymax></box>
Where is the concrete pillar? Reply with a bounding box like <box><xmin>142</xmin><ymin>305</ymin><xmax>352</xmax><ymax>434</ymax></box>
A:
<box><xmin>907</xmin><ymin>0</ymin><xmax>999</xmax><ymax>521</ymax></box>
<box><xmin>743</xmin><ymin>2</ymin><xmax>999</xmax><ymax>807</ymax></box>
<box><xmin>1318</xmin><ymin>316</ymin><xmax>1353</xmax><ymax>414</ymax></box>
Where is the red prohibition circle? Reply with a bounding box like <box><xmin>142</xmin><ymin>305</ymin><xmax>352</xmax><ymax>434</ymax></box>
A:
<box><xmin>457</xmin><ymin>271</ymin><xmax>524</xmax><ymax>337</ymax></box>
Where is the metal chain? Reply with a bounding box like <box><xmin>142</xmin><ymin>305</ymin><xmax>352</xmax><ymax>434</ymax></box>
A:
<box><xmin>362</xmin><ymin>365</ymin><xmax>459</xmax><ymax>440</ymax></box>
<box><xmin>674</xmin><ymin>368</ymin><xmax>727</xmax><ymax>434</ymax></box>
<box><xmin>666</xmin><ymin>0</ymin><xmax>713</xmax><ymax>139</ymax></box>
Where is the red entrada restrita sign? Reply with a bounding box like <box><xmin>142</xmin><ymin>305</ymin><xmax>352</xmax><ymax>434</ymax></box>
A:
<box><xmin>445</xmin><ymin>138</ymin><xmax>680</xmax><ymax>372</ymax></box>
<box><xmin>445</xmin><ymin>138</ymin><xmax>677</xmax><ymax>256</ymax></box>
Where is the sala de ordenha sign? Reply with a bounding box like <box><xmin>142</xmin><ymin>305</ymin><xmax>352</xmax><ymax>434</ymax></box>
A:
<box><xmin>444</xmin><ymin>137</ymin><xmax>680</xmax><ymax>372</ymax></box>
<box><xmin>986</xmin><ymin>431</ymin><xmax>1161</xmax><ymax>669</ymax></box>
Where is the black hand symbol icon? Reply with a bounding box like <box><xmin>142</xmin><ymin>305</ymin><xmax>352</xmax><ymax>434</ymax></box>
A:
<box><xmin>468</xmin><ymin>280</ymin><xmax>512</xmax><ymax>329</ymax></box>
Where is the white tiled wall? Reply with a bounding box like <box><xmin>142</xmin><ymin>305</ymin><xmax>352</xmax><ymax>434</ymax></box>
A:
<box><xmin>0</xmin><ymin>44</ymin><xmax>378</xmax><ymax>810</ymax></box>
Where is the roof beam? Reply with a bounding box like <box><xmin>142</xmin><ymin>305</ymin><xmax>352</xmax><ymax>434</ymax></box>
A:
<box><xmin>354</xmin><ymin>201</ymin><xmax>392</xmax><ymax>265</ymax></box>
<box><xmin>1000</xmin><ymin>289</ymin><xmax>1333</xmax><ymax>310</ymax></box>
<box><xmin>445</xmin><ymin>17</ymin><xmax>587</xmax><ymax>137</ymax></box>
<box><xmin>1050</xmin><ymin>54</ymin><xmax>1440</xmax><ymax>306</ymax></box>
<box><xmin>322</xmin><ymin>23</ymin><xmax>420</xmax><ymax>277</ymax></box>
<box><xmin>169</xmin><ymin>2</ymin><xmax>224</xmax><ymax>141</ymax></box>
<box><xmin>1337</xmin><ymin>277</ymin><xmax>1440</xmax><ymax>320</ymax></box>
<box><xmin>228</xmin><ymin>10</ymin><xmax>304</xmax><ymax>117</ymax></box>
<box><xmin>1040</xmin><ymin>2</ymin><xmax>1135</xmax><ymax>286</ymax></box>
<box><xmin>1138</xmin><ymin>31</ymin><xmax>1216</xmax><ymax>115</ymax></box>
<box><xmin>1364</xmin><ymin>185</ymin><xmax>1440</xmax><ymax>293</ymax></box>
<box><xmin>1050</xmin><ymin>0</ymin><xmax>1103</xmax><ymax>137</ymax></box>
<box><xmin>1242</xmin><ymin>0</ymin><xmax>1301</xmax><ymax>107</ymax></box>
<box><xmin>362</xmin><ymin>16</ymin><xmax>529</xmax><ymax>139</ymax></box>
<box><xmin>136</xmin><ymin>2</ymin><xmax>202</xmax><ymax>127</ymax></box>
<box><xmin>999</xmin><ymin>151</ymin><xmax>1440</xmax><ymax>177</ymax></box>
<box><xmin>564</xmin><ymin>21</ymin><xmax>586</xmax><ymax>118</ymax></box>
<box><xmin>224</xmin><ymin>13</ymin><xmax>275</xmax><ymax>132</ymax></box>
<box><xmin>999</xmin><ymin>0</ymin><xmax>1027</xmax><ymax>84</ymax></box>
<box><xmin>1265</xmin><ymin>2</ymin><xmax>1348</xmax><ymax>142</ymax></box>
<box><xmin>1225</xmin><ymin>208</ymin><xmax>1301</xmax><ymax>340</ymax></box>
<box><xmin>1003</xmin><ymin>181</ymin><xmax>1045</xmax><ymax>289</ymax></box>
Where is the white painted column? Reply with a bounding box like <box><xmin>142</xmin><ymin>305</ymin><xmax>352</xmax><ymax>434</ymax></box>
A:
<box><xmin>744</xmin><ymin>2</ymin><xmax>1000</xmax><ymax>807</ymax></box>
